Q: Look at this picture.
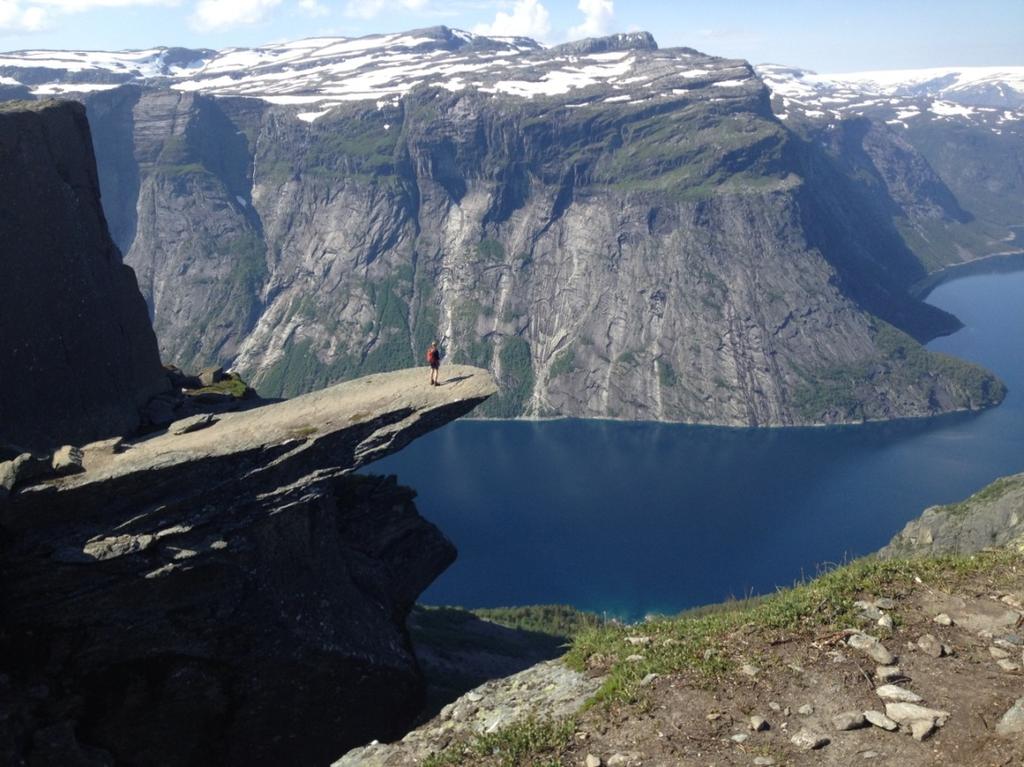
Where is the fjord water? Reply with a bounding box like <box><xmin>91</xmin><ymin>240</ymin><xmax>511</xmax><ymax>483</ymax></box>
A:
<box><xmin>370</xmin><ymin>269</ymin><xmax>1024</xmax><ymax>621</ymax></box>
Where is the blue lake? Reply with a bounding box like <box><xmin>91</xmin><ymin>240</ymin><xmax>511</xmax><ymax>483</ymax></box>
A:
<box><xmin>369</xmin><ymin>269</ymin><xmax>1024</xmax><ymax>620</ymax></box>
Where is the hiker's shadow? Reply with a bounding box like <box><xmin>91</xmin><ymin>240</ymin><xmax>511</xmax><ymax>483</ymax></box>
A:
<box><xmin>439</xmin><ymin>374</ymin><xmax>473</xmax><ymax>386</ymax></box>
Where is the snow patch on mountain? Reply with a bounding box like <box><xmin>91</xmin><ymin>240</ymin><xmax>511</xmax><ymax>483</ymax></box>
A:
<box><xmin>756</xmin><ymin>63</ymin><xmax>1024</xmax><ymax>130</ymax></box>
<box><xmin>0</xmin><ymin>27</ymin><xmax>760</xmax><ymax>119</ymax></box>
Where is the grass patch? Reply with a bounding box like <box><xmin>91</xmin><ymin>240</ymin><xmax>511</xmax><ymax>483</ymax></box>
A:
<box><xmin>565</xmin><ymin>547</ymin><xmax>1022</xmax><ymax>707</ymax></box>
<box><xmin>548</xmin><ymin>347</ymin><xmax>576</xmax><ymax>380</ymax></box>
<box><xmin>472</xmin><ymin>604</ymin><xmax>601</xmax><ymax>639</ymax></box>
<box><xmin>939</xmin><ymin>473</ymin><xmax>1024</xmax><ymax>518</ymax></box>
<box><xmin>190</xmin><ymin>372</ymin><xmax>251</xmax><ymax>399</ymax></box>
<box><xmin>657</xmin><ymin>359</ymin><xmax>677</xmax><ymax>388</ymax></box>
<box><xmin>477</xmin><ymin>238</ymin><xmax>506</xmax><ymax>262</ymax></box>
<box><xmin>422</xmin><ymin>716</ymin><xmax>576</xmax><ymax>767</ymax></box>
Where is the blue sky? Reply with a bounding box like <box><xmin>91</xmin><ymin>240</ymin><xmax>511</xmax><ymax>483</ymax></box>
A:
<box><xmin>1</xmin><ymin>0</ymin><xmax>1021</xmax><ymax>73</ymax></box>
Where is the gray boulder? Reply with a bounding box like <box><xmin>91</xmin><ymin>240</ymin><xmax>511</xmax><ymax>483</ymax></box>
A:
<box><xmin>51</xmin><ymin>445</ymin><xmax>85</xmax><ymax>476</ymax></box>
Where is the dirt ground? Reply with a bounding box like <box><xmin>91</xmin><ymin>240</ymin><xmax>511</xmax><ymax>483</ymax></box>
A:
<box><xmin>564</xmin><ymin>569</ymin><xmax>1024</xmax><ymax>767</ymax></box>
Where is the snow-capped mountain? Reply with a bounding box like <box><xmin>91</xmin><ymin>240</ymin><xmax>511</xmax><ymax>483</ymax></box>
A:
<box><xmin>0</xmin><ymin>26</ymin><xmax>761</xmax><ymax>121</ymax></box>
<box><xmin>0</xmin><ymin>28</ymin><xmax>1019</xmax><ymax>426</ymax></box>
<box><xmin>756</xmin><ymin>64</ymin><xmax>1024</xmax><ymax>134</ymax></box>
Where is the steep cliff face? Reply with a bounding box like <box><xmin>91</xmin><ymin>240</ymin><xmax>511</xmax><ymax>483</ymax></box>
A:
<box><xmin>1</xmin><ymin>366</ymin><xmax>496</xmax><ymax>765</ymax></box>
<box><xmin>0</xmin><ymin>100</ymin><xmax>168</xmax><ymax>451</ymax></box>
<box><xmin>27</xmin><ymin>30</ymin><xmax>1002</xmax><ymax>425</ymax></box>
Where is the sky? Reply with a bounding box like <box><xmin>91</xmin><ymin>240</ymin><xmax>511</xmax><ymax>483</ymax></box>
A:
<box><xmin>0</xmin><ymin>0</ymin><xmax>1022</xmax><ymax>73</ymax></box>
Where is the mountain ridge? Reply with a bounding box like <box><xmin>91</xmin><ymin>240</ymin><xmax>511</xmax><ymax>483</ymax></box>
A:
<box><xmin>1</xmin><ymin>30</ymin><xmax>1015</xmax><ymax>424</ymax></box>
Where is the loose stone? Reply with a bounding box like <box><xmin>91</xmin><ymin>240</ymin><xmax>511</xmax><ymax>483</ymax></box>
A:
<box><xmin>832</xmin><ymin>712</ymin><xmax>867</xmax><ymax>731</ymax></box>
<box><xmin>864</xmin><ymin>710</ymin><xmax>899</xmax><ymax>731</ymax></box>
<box><xmin>875</xmin><ymin>684</ymin><xmax>922</xmax><ymax>703</ymax></box>
<box><xmin>790</xmin><ymin>728</ymin><xmax>830</xmax><ymax>750</ymax></box>
<box><xmin>51</xmin><ymin>445</ymin><xmax>85</xmax><ymax>475</ymax></box>
<box><xmin>874</xmin><ymin>598</ymin><xmax>897</xmax><ymax>610</ymax></box>
<box><xmin>798</xmin><ymin>704</ymin><xmax>814</xmax><ymax>716</ymax></box>
<box><xmin>917</xmin><ymin>634</ymin><xmax>945</xmax><ymax>658</ymax></box>
<box><xmin>884</xmin><ymin>703</ymin><xmax>950</xmax><ymax>727</ymax></box>
<box><xmin>875</xmin><ymin>665</ymin><xmax>903</xmax><ymax>683</ymax></box>
<box><xmin>990</xmin><ymin>646</ymin><xmax>1011</xmax><ymax>659</ymax></box>
<box><xmin>877</xmin><ymin>615</ymin><xmax>894</xmax><ymax>630</ymax></box>
<box><xmin>933</xmin><ymin>613</ymin><xmax>954</xmax><ymax>626</ymax></box>
<box><xmin>586</xmin><ymin>755</ymin><xmax>602</xmax><ymax>767</ymax></box>
<box><xmin>995</xmin><ymin>697</ymin><xmax>1024</xmax><ymax>737</ymax></box>
<box><xmin>753</xmin><ymin>758</ymin><xmax>775</xmax><ymax>766</ymax></box>
<box><xmin>749</xmin><ymin>715</ymin><xmax>769</xmax><ymax>732</ymax></box>
<box><xmin>170</xmin><ymin>413</ymin><xmax>219</xmax><ymax>435</ymax></box>
<box><xmin>731</xmin><ymin>733</ymin><xmax>749</xmax><ymax>744</ymax></box>
<box><xmin>848</xmin><ymin>633</ymin><xmax>896</xmax><ymax>665</ymax></box>
<box><xmin>996</xmin><ymin>658</ymin><xmax>1021</xmax><ymax>672</ymax></box>
<box><xmin>606</xmin><ymin>755</ymin><xmax>628</xmax><ymax>767</ymax></box>
<box><xmin>910</xmin><ymin>719</ymin><xmax>936</xmax><ymax>741</ymax></box>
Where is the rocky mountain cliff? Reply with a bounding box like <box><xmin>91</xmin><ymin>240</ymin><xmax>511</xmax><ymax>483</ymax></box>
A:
<box><xmin>0</xmin><ymin>100</ymin><xmax>168</xmax><ymax>452</ymax></box>
<box><xmin>879</xmin><ymin>472</ymin><xmax>1024</xmax><ymax>558</ymax></box>
<box><xmin>1</xmin><ymin>365</ymin><xmax>496</xmax><ymax>765</ymax></box>
<box><xmin>0</xmin><ymin>97</ymin><xmax>500</xmax><ymax>765</ymax></box>
<box><xmin>1</xmin><ymin>29</ymin><xmax>1013</xmax><ymax>425</ymax></box>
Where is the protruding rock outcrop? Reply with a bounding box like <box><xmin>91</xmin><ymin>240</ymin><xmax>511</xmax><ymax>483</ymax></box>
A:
<box><xmin>878</xmin><ymin>472</ymin><xmax>1024</xmax><ymax>558</ymax></box>
<box><xmin>0</xmin><ymin>365</ymin><xmax>496</xmax><ymax>766</ymax></box>
<box><xmin>0</xmin><ymin>100</ymin><xmax>169</xmax><ymax>452</ymax></box>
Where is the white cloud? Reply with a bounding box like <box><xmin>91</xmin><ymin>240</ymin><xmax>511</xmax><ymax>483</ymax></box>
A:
<box><xmin>472</xmin><ymin>0</ymin><xmax>549</xmax><ymax>38</ymax></box>
<box><xmin>568</xmin><ymin>0</ymin><xmax>612</xmax><ymax>39</ymax></box>
<box><xmin>298</xmin><ymin>0</ymin><xmax>327</xmax><ymax>15</ymax></box>
<box><xmin>344</xmin><ymin>0</ymin><xmax>425</xmax><ymax>20</ymax></box>
<box><xmin>0</xmin><ymin>0</ymin><xmax>48</xmax><ymax>30</ymax></box>
<box><xmin>190</xmin><ymin>0</ymin><xmax>282</xmax><ymax>30</ymax></box>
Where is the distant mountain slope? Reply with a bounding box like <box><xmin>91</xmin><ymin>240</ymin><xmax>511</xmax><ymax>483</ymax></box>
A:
<box><xmin>756</xmin><ymin>64</ymin><xmax>1024</xmax><ymax>270</ymax></box>
<box><xmin>0</xmin><ymin>30</ymin><xmax>1009</xmax><ymax>424</ymax></box>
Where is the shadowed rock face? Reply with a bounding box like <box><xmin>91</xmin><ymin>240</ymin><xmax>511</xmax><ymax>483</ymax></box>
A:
<box><xmin>0</xmin><ymin>100</ymin><xmax>168</xmax><ymax>452</ymax></box>
<box><xmin>0</xmin><ymin>366</ymin><xmax>496</xmax><ymax>765</ymax></box>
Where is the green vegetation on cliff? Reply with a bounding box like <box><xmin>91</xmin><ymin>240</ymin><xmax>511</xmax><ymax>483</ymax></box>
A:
<box><xmin>791</xmin><ymin>318</ymin><xmax>1005</xmax><ymax>422</ymax></box>
<box><xmin>477</xmin><ymin>336</ymin><xmax>535</xmax><ymax>417</ymax></box>
<box><xmin>473</xmin><ymin>604</ymin><xmax>601</xmax><ymax>639</ymax></box>
<box><xmin>940</xmin><ymin>474</ymin><xmax>1024</xmax><ymax>519</ymax></box>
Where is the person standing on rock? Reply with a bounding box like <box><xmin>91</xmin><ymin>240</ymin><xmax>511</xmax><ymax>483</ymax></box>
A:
<box><xmin>426</xmin><ymin>341</ymin><xmax>441</xmax><ymax>386</ymax></box>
